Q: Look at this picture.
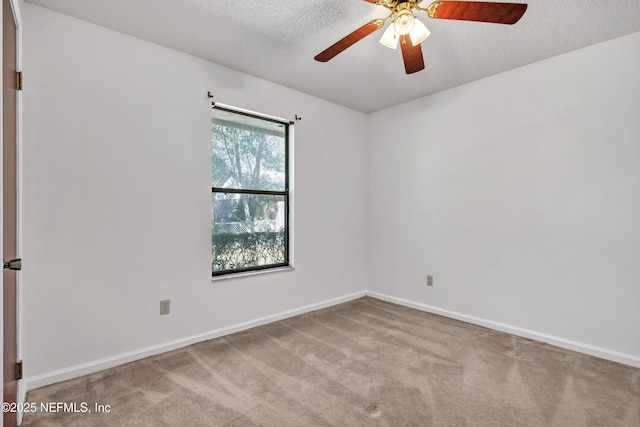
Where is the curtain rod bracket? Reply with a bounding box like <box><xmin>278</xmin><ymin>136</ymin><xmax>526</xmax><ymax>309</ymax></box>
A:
<box><xmin>207</xmin><ymin>91</ymin><xmax>214</xmax><ymax>99</ymax></box>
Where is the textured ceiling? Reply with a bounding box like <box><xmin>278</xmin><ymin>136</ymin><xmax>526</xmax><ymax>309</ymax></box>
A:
<box><xmin>25</xmin><ymin>0</ymin><xmax>640</xmax><ymax>113</ymax></box>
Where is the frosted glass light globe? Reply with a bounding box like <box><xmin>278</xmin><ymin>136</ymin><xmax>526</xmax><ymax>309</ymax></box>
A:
<box><xmin>394</xmin><ymin>10</ymin><xmax>415</xmax><ymax>36</ymax></box>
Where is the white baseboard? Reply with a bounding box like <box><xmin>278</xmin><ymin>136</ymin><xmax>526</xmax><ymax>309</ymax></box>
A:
<box><xmin>24</xmin><ymin>291</ymin><xmax>366</xmax><ymax>392</ymax></box>
<box><xmin>366</xmin><ymin>291</ymin><xmax>640</xmax><ymax>369</ymax></box>
<box><xmin>23</xmin><ymin>289</ymin><xmax>640</xmax><ymax>395</ymax></box>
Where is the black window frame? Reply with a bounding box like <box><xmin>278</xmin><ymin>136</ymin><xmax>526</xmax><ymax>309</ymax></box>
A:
<box><xmin>211</xmin><ymin>105</ymin><xmax>290</xmax><ymax>277</ymax></box>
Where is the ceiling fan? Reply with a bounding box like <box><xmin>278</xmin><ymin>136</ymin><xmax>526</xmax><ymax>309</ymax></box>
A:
<box><xmin>314</xmin><ymin>1</ymin><xmax>528</xmax><ymax>74</ymax></box>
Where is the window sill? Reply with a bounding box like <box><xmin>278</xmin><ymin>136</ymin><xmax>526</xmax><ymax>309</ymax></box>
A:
<box><xmin>211</xmin><ymin>266</ymin><xmax>295</xmax><ymax>282</ymax></box>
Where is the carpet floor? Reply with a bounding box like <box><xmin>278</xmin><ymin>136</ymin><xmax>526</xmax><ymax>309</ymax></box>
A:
<box><xmin>22</xmin><ymin>297</ymin><xmax>640</xmax><ymax>426</ymax></box>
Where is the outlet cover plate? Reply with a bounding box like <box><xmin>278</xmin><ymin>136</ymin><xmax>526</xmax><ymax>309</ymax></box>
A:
<box><xmin>427</xmin><ymin>275</ymin><xmax>434</xmax><ymax>286</ymax></box>
<box><xmin>160</xmin><ymin>299</ymin><xmax>170</xmax><ymax>315</ymax></box>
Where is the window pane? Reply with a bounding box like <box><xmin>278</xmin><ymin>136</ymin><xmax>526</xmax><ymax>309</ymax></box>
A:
<box><xmin>212</xmin><ymin>108</ymin><xmax>286</xmax><ymax>191</ymax></box>
<box><xmin>212</xmin><ymin>193</ymin><xmax>286</xmax><ymax>273</ymax></box>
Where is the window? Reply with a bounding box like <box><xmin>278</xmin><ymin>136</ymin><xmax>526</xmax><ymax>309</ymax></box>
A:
<box><xmin>211</xmin><ymin>105</ymin><xmax>290</xmax><ymax>276</ymax></box>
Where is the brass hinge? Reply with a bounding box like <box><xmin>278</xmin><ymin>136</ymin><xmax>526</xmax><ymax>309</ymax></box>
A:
<box><xmin>16</xmin><ymin>361</ymin><xmax>23</xmax><ymax>380</ymax></box>
<box><xmin>16</xmin><ymin>71</ymin><xmax>23</xmax><ymax>91</ymax></box>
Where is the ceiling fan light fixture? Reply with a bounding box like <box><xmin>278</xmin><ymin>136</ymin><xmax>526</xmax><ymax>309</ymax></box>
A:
<box><xmin>409</xmin><ymin>18</ymin><xmax>431</xmax><ymax>46</ymax></box>
<box><xmin>379</xmin><ymin>24</ymin><xmax>399</xmax><ymax>49</ymax></box>
<box><xmin>393</xmin><ymin>10</ymin><xmax>415</xmax><ymax>36</ymax></box>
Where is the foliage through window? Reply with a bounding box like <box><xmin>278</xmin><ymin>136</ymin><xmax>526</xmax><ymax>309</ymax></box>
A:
<box><xmin>211</xmin><ymin>106</ymin><xmax>289</xmax><ymax>276</ymax></box>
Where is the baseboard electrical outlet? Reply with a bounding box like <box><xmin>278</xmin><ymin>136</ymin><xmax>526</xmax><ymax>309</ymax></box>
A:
<box><xmin>160</xmin><ymin>299</ymin><xmax>170</xmax><ymax>315</ymax></box>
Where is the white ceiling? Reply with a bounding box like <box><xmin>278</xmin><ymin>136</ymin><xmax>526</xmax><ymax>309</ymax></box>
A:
<box><xmin>25</xmin><ymin>0</ymin><xmax>640</xmax><ymax>113</ymax></box>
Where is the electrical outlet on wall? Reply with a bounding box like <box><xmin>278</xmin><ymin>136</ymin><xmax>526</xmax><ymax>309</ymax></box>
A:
<box><xmin>426</xmin><ymin>275</ymin><xmax>434</xmax><ymax>287</ymax></box>
<box><xmin>160</xmin><ymin>299</ymin><xmax>170</xmax><ymax>315</ymax></box>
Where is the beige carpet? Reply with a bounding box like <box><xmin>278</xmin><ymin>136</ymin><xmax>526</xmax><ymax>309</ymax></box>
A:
<box><xmin>22</xmin><ymin>297</ymin><xmax>640</xmax><ymax>426</ymax></box>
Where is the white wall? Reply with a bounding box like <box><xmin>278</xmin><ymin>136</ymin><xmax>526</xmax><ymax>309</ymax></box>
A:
<box><xmin>22</xmin><ymin>4</ymin><xmax>368</xmax><ymax>381</ymax></box>
<box><xmin>368</xmin><ymin>31</ymin><xmax>640</xmax><ymax>361</ymax></box>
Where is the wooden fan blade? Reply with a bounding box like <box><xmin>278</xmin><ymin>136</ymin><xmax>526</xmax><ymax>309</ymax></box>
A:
<box><xmin>314</xmin><ymin>20</ymin><xmax>384</xmax><ymax>62</ymax></box>
<box><xmin>427</xmin><ymin>1</ymin><xmax>527</xmax><ymax>25</ymax></box>
<box><xmin>400</xmin><ymin>35</ymin><xmax>425</xmax><ymax>74</ymax></box>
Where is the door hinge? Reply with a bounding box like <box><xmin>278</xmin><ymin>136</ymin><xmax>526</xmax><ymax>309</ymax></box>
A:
<box><xmin>16</xmin><ymin>71</ymin><xmax>23</xmax><ymax>91</ymax></box>
<box><xmin>16</xmin><ymin>361</ymin><xmax>23</xmax><ymax>380</ymax></box>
